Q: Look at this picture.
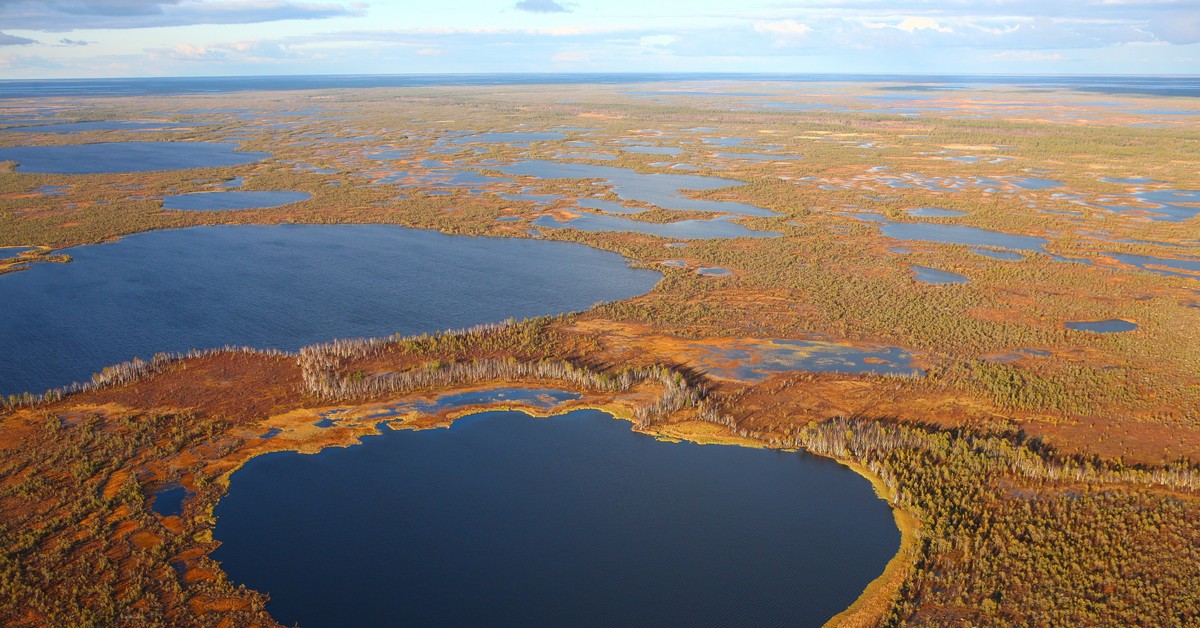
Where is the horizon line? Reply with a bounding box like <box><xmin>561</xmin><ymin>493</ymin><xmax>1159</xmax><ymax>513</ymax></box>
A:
<box><xmin>2</xmin><ymin>71</ymin><xmax>1199</xmax><ymax>83</ymax></box>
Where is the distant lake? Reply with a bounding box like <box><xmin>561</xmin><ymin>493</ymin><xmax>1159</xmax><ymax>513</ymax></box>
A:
<box><xmin>0</xmin><ymin>120</ymin><xmax>204</xmax><ymax>133</ymax></box>
<box><xmin>3</xmin><ymin>74</ymin><xmax>1196</xmax><ymax>98</ymax></box>
<box><xmin>0</xmin><ymin>141</ymin><xmax>268</xmax><ymax>173</ymax></box>
<box><xmin>0</xmin><ymin>225</ymin><xmax>660</xmax><ymax>395</ymax></box>
<box><xmin>213</xmin><ymin>408</ymin><xmax>900</xmax><ymax>627</ymax></box>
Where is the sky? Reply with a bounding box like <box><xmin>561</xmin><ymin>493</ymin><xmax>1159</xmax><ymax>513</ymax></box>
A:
<box><xmin>0</xmin><ymin>0</ymin><xmax>1198</xmax><ymax>78</ymax></box>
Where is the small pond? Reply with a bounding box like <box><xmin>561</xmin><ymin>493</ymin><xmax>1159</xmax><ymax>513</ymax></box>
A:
<box><xmin>1064</xmin><ymin>319</ymin><xmax>1139</xmax><ymax>333</ymax></box>
<box><xmin>911</xmin><ymin>265</ymin><xmax>970</xmax><ymax>285</ymax></box>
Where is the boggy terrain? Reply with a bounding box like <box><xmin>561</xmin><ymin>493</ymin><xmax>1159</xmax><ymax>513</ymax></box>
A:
<box><xmin>1</xmin><ymin>79</ymin><xmax>1199</xmax><ymax>625</ymax></box>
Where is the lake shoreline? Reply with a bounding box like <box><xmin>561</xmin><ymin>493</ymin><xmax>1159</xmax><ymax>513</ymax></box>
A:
<box><xmin>201</xmin><ymin>380</ymin><xmax>910</xmax><ymax>627</ymax></box>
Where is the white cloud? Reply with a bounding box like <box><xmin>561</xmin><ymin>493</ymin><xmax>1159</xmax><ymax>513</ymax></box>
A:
<box><xmin>514</xmin><ymin>0</ymin><xmax>573</xmax><ymax>14</ymax></box>
<box><xmin>867</xmin><ymin>17</ymin><xmax>953</xmax><ymax>33</ymax></box>
<box><xmin>754</xmin><ymin>19</ymin><xmax>813</xmax><ymax>37</ymax></box>
<box><xmin>0</xmin><ymin>1</ymin><xmax>362</xmax><ymax>32</ymax></box>
<box><xmin>987</xmin><ymin>50</ymin><xmax>1065</xmax><ymax>62</ymax></box>
<box><xmin>638</xmin><ymin>35</ymin><xmax>678</xmax><ymax>47</ymax></box>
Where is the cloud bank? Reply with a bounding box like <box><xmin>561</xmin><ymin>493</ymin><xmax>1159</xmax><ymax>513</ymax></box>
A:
<box><xmin>0</xmin><ymin>0</ymin><xmax>363</xmax><ymax>32</ymax></box>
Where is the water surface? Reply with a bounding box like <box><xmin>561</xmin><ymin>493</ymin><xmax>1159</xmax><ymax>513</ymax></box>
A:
<box><xmin>691</xmin><ymin>339</ymin><xmax>921</xmax><ymax>381</ymax></box>
<box><xmin>906</xmin><ymin>207</ymin><xmax>966</xmax><ymax>218</ymax></box>
<box><xmin>533</xmin><ymin>213</ymin><xmax>779</xmax><ymax>239</ymax></box>
<box><xmin>854</xmin><ymin>214</ymin><xmax>1048</xmax><ymax>252</ymax></box>
<box><xmin>213</xmin><ymin>408</ymin><xmax>899</xmax><ymax>627</ymax></box>
<box><xmin>911</xmin><ymin>265</ymin><xmax>969</xmax><ymax>284</ymax></box>
<box><xmin>0</xmin><ymin>141</ymin><xmax>267</xmax><ymax>173</ymax></box>
<box><xmin>1</xmin><ymin>120</ymin><xmax>204</xmax><ymax>133</ymax></box>
<box><xmin>497</xmin><ymin>160</ymin><xmax>778</xmax><ymax>217</ymax></box>
<box><xmin>0</xmin><ymin>225</ymin><xmax>659</xmax><ymax>395</ymax></box>
<box><xmin>162</xmin><ymin>191</ymin><xmax>312</xmax><ymax>211</ymax></box>
<box><xmin>1064</xmin><ymin>319</ymin><xmax>1138</xmax><ymax>333</ymax></box>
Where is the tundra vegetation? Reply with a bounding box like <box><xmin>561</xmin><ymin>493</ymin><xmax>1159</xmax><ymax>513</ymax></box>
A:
<box><xmin>1</xmin><ymin>80</ymin><xmax>1198</xmax><ymax>625</ymax></box>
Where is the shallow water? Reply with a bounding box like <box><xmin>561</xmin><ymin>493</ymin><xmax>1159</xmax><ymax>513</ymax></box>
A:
<box><xmin>854</xmin><ymin>214</ymin><xmax>1048</xmax><ymax>252</ymax></box>
<box><xmin>692</xmin><ymin>339</ymin><xmax>922</xmax><ymax>381</ymax></box>
<box><xmin>906</xmin><ymin>207</ymin><xmax>967</xmax><ymax>218</ymax></box>
<box><xmin>972</xmin><ymin>248</ymin><xmax>1024</xmax><ymax>261</ymax></box>
<box><xmin>911</xmin><ymin>265</ymin><xmax>970</xmax><ymax>284</ymax></box>
<box><xmin>533</xmin><ymin>213</ymin><xmax>779</xmax><ymax>239</ymax></box>
<box><xmin>212</xmin><ymin>408</ymin><xmax>900</xmax><ymax>627</ymax></box>
<box><xmin>1010</xmin><ymin>177</ymin><xmax>1064</xmax><ymax>190</ymax></box>
<box><xmin>162</xmin><ymin>190</ymin><xmax>312</xmax><ymax>211</ymax></box>
<box><xmin>1106</xmin><ymin>252</ymin><xmax>1200</xmax><ymax>281</ymax></box>
<box><xmin>450</xmin><ymin>131</ymin><xmax>566</xmax><ymax>144</ymax></box>
<box><xmin>1065</xmin><ymin>319</ymin><xmax>1138</xmax><ymax>333</ymax></box>
<box><xmin>712</xmin><ymin>152</ymin><xmax>803</xmax><ymax>162</ymax></box>
<box><xmin>1</xmin><ymin>120</ymin><xmax>204</xmax><ymax>133</ymax></box>
<box><xmin>0</xmin><ymin>224</ymin><xmax>660</xmax><ymax>396</ymax></box>
<box><xmin>0</xmin><ymin>141</ymin><xmax>268</xmax><ymax>173</ymax></box>
<box><xmin>575</xmin><ymin>198</ymin><xmax>647</xmax><ymax>214</ymax></box>
<box><xmin>621</xmin><ymin>145</ymin><xmax>684</xmax><ymax>156</ymax></box>
<box><xmin>497</xmin><ymin>160</ymin><xmax>778</xmax><ymax>217</ymax></box>
<box><xmin>384</xmin><ymin>388</ymin><xmax>583</xmax><ymax>416</ymax></box>
<box><xmin>554</xmin><ymin>151</ymin><xmax>617</xmax><ymax>161</ymax></box>
<box><xmin>0</xmin><ymin>247</ymin><xmax>33</xmax><ymax>260</ymax></box>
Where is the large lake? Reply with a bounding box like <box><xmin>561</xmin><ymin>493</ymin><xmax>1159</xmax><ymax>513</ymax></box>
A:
<box><xmin>0</xmin><ymin>141</ymin><xmax>268</xmax><ymax>173</ymax></box>
<box><xmin>213</xmin><ymin>408</ymin><xmax>900</xmax><ymax>627</ymax></box>
<box><xmin>0</xmin><ymin>224</ymin><xmax>660</xmax><ymax>395</ymax></box>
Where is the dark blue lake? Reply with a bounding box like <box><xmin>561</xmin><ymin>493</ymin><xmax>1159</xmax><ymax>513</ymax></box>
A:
<box><xmin>0</xmin><ymin>224</ymin><xmax>660</xmax><ymax>395</ymax></box>
<box><xmin>0</xmin><ymin>141</ymin><xmax>268</xmax><ymax>173</ymax></box>
<box><xmin>213</xmin><ymin>408</ymin><xmax>900</xmax><ymax>627</ymax></box>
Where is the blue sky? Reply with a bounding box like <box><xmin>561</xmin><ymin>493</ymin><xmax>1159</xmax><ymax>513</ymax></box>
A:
<box><xmin>0</xmin><ymin>0</ymin><xmax>1197</xmax><ymax>78</ymax></box>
